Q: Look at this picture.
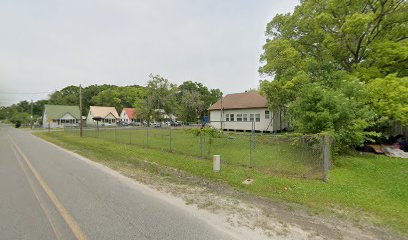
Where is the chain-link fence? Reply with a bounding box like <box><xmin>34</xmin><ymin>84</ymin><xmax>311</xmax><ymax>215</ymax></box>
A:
<box><xmin>63</xmin><ymin>122</ymin><xmax>331</xmax><ymax>181</ymax></box>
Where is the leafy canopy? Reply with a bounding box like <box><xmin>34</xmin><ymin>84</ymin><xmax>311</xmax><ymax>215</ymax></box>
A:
<box><xmin>260</xmin><ymin>0</ymin><xmax>407</xmax><ymax>149</ymax></box>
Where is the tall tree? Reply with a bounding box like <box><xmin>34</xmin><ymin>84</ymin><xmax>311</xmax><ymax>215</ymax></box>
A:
<box><xmin>134</xmin><ymin>74</ymin><xmax>177</xmax><ymax>123</ymax></box>
<box><xmin>146</xmin><ymin>74</ymin><xmax>177</xmax><ymax>114</ymax></box>
<box><xmin>259</xmin><ymin>0</ymin><xmax>407</xmax><ymax>149</ymax></box>
<box><xmin>176</xmin><ymin>81</ymin><xmax>222</xmax><ymax>121</ymax></box>
<box><xmin>48</xmin><ymin>85</ymin><xmax>80</xmax><ymax>105</ymax></box>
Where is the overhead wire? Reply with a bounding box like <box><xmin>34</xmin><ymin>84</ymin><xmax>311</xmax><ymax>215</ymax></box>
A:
<box><xmin>0</xmin><ymin>91</ymin><xmax>51</xmax><ymax>95</ymax></box>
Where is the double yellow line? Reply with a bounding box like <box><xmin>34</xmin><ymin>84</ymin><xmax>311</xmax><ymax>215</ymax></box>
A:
<box><xmin>8</xmin><ymin>135</ymin><xmax>87</xmax><ymax>240</ymax></box>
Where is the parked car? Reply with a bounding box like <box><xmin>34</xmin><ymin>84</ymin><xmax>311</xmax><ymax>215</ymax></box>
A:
<box><xmin>169</xmin><ymin>121</ymin><xmax>181</xmax><ymax>127</ymax></box>
<box><xmin>150</xmin><ymin>122</ymin><xmax>161</xmax><ymax>127</ymax></box>
<box><xmin>120</xmin><ymin>121</ymin><xmax>129</xmax><ymax>126</ymax></box>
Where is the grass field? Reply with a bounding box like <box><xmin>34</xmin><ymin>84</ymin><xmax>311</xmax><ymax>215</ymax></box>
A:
<box><xmin>65</xmin><ymin>127</ymin><xmax>325</xmax><ymax>179</ymax></box>
<box><xmin>36</xmin><ymin>130</ymin><xmax>408</xmax><ymax>235</ymax></box>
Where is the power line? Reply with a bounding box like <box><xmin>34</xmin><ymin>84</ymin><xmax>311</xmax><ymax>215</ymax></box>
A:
<box><xmin>0</xmin><ymin>91</ymin><xmax>51</xmax><ymax>95</ymax></box>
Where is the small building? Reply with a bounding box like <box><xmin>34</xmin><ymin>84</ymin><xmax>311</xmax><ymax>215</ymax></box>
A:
<box><xmin>207</xmin><ymin>91</ymin><xmax>288</xmax><ymax>132</ymax></box>
<box><xmin>86</xmin><ymin>106</ymin><xmax>119</xmax><ymax>126</ymax></box>
<box><xmin>42</xmin><ymin>104</ymin><xmax>81</xmax><ymax>128</ymax></box>
<box><xmin>120</xmin><ymin>108</ymin><xmax>141</xmax><ymax>124</ymax></box>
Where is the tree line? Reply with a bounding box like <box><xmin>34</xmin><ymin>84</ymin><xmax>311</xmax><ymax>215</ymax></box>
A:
<box><xmin>0</xmin><ymin>75</ymin><xmax>222</xmax><ymax>125</ymax></box>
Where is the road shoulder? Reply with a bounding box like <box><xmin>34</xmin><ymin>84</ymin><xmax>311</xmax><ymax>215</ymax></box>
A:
<box><xmin>33</xmin><ymin>132</ymin><xmax>406</xmax><ymax>240</ymax></box>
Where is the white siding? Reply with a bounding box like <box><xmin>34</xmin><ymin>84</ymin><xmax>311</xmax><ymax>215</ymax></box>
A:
<box><xmin>42</xmin><ymin>112</ymin><xmax>78</xmax><ymax>128</ymax></box>
<box><xmin>86</xmin><ymin>111</ymin><xmax>117</xmax><ymax>126</ymax></box>
<box><xmin>209</xmin><ymin>108</ymin><xmax>287</xmax><ymax>132</ymax></box>
<box><xmin>120</xmin><ymin>110</ymin><xmax>130</xmax><ymax>123</ymax></box>
<box><xmin>86</xmin><ymin>110</ymin><xmax>94</xmax><ymax>125</ymax></box>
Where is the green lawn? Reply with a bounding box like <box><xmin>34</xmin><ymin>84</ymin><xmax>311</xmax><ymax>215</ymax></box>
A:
<box><xmin>65</xmin><ymin>127</ymin><xmax>325</xmax><ymax>179</ymax></box>
<box><xmin>36</xmin><ymin>131</ymin><xmax>408</xmax><ymax>235</ymax></box>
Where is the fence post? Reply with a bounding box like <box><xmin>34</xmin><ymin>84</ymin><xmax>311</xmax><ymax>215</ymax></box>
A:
<box><xmin>169</xmin><ymin>126</ymin><xmax>172</xmax><ymax>152</ymax></box>
<box><xmin>115</xmin><ymin>125</ymin><xmax>117</xmax><ymax>143</ymax></box>
<box><xmin>249</xmin><ymin>122</ymin><xmax>255</xmax><ymax>167</ymax></box>
<box><xmin>129</xmin><ymin>127</ymin><xmax>132</xmax><ymax>145</ymax></box>
<box><xmin>199</xmin><ymin>130</ymin><xmax>203</xmax><ymax>159</ymax></box>
<box><xmin>322</xmin><ymin>135</ymin><xmax>330</xmax><ymax>182</ymax></box>
<box><xmin>146</xmin><ymin>126</ymin><xmax>149</xmax><ymax>147</ymax></box>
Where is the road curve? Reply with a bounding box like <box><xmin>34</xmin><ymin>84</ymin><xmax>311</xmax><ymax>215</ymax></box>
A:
<box><xmin>0</xmin><ymin>125</ymin><xmax>236</xmax><ymax>240</ymax></box>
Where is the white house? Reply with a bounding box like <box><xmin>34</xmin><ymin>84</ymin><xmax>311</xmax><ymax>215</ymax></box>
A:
<box><xmin>86</xmin><ymin>106</ymin><xmax>119</xmax><ymax>126</ymax></box>
<box><xmin>208</xmin><ymin>91</ymin><xmax>288</xmax><ymax>132</ymax></box>
<box><xmin>42</xmin><ymin>104</ymin><xmax>81</xmax><ymax>128</ymax></box>
<box><xmin>120</xmin><ymin>108</ymin><xmax>141</xmax><ymax>124</ymax></box>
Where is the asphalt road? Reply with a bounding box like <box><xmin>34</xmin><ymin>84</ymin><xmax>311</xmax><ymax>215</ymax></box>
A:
<box><xmin>0</xmin><ymin>125</ymin><xmax>235</xmax><ymax>240</ymax></box>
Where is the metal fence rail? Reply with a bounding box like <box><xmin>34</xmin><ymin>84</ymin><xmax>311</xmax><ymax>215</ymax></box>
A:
<box><xmin>63</xmin><ymin>123</ymin><xmax>331</xmax><ymax>181</ymax></box>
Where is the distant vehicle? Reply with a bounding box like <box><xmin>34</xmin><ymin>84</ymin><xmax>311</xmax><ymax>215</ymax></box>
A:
<box><xmin>120</xmin><ymin>121</ymin><xmax>129</xmax><ymax>126</ymax></box>
<box><xmin>150</xmin><ymin>122</ymin><xmax>161</xmax><ymax>127</ymax></box>
<box><xmin>129</xmin><ymin>122</ymin><xmax>142</xmax><ymax>126</ymax></box>
<box><xmin>166</xmin><ymin>121</ymin><xmax>181</xmax><ymax>127</ymax></box>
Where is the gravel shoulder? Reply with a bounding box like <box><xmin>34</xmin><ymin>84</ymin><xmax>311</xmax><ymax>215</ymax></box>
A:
<box><xmin>35</xmin><ymin>132</ymin><xmax>407</xmax><ymax>240</ymax></box>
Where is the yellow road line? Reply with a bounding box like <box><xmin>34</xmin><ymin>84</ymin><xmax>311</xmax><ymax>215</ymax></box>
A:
<box><xmin>10</xmin><ymin>142</ymin><xmax>64</xmax><ymax>240</ymax></box>
<box><xmin>8</xmin><ymin>135</ymin><xmax>87</xmax><ymax>240</ymax></box>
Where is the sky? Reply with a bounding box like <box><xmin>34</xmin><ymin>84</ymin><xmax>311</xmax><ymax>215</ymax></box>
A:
<box><xmin>0</xmin><ymin>0</ymin><xmax>298</xmax><ymax>106</ymax></box>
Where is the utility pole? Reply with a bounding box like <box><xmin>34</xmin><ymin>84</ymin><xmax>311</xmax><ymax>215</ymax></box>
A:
<box><xmin>220</xmin><ymin>95</ymin><xmax>223</xmax><ymax>130</ymax></box>
<box><xmin>30</xmin><ymin>99</ymin><xmax>33</xmax><ymax>129</ymax></box>
<box><xmin>79</xmin><ymin>84</ymin><xmax>83</xmax><ymax>137</ymax></box>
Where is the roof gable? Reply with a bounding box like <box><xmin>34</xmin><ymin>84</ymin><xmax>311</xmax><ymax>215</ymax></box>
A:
<box><xmin>122</xmin><ymin>108</ymin><xmax>136</xmax><ymax>119</ymax></box>
<box><xmin>89</xmin><ymin>106</ymin><xmax>119</xmax><ymax>119</ymax></box>
<box><xmin>208</xmin><ymin>92</ymin><xmax>268</xmax><ymax>110</ymax></box>
<box><xmin>44</xmin><ymin>105</ymin><xmax>80</xmax><ymax>119</ymax></box>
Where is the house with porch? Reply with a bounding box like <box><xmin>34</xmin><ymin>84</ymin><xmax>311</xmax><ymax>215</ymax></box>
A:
<box><xmin>208</xmin><ymin>91</ymin><xmax>288</xmax><ymax>132</ymax></box>
<box><xmin>42</xmin><ymin>104</ymin><xmax>81</xmax><ymax>128</ymax></box>
<box><xmin>86</xmin><ymin>106</ymin><xmax>119</xmax><ymax>126</ymax></box>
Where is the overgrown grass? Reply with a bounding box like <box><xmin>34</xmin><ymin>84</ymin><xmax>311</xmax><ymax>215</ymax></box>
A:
<box><xmin>36</xmin><ymin>131</ymin><xmax>408</xmax><ymax>235</ymax></box>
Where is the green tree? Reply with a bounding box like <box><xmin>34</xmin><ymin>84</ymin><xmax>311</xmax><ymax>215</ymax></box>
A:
<box><xmin>366</xmin><ymin>75</ymin><xmax>408</xmax><ymax>126</ymax></box>
<box><xmin>177</xmin><ymin>89</ymin><xmax>205</xmax><ymax>122</ymax></box>
<box><xmin>176</xmin><ymin>81</ymin><xmax>222</xmax><ymax>122</ymax></box>
<box><xmin>91</xmin><ymin>89</ymin><xmax>123</xmax><ymax>112</ymax></box>
<box><xmin>48</xmin><ymin>85</ymin><xmax>80</xmax><ymax>105</ymax></box>
<box><xmin>10</xmin><ymin>112</ymin><xmax>31</xmax><ymax>125</ymax></box>
<box><xmin>82</xmin><ymin>84</ymin><xmax>114</xmax><ymax>113</ymax></box>
<box><xmin>259</xmin><ymin>0</ymin><xmax>407</xmax><ymax>149</ymax></box>
<box><xmin>145</xmin><ymin>74</ymin><xmax>178</xmax><ymax>115</ymax></box>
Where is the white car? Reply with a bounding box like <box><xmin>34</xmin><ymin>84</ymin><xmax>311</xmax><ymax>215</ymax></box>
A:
<box><xmin>150</xmin><ymin>122</ymin><xmax>161</xmax><ymax>127</ymax></box>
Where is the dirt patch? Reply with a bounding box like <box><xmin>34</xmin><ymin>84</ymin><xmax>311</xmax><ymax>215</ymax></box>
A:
<box><xmin>108</xmin><ymin>160</ymin><xmax>405</xmax><ymax>240</ymax></box>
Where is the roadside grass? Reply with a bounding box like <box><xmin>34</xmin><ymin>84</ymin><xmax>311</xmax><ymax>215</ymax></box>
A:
<box><xmin>35</xmin><ymin>131</ymin><xmax>408</xmax><ymax>235</ymax></box>
<box><xmin>66</xmin><ymin>127</ymin><xmax>324</xmax><ymax>179</ymax></box>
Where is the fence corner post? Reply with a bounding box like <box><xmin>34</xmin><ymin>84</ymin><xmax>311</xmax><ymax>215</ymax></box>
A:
<box><xmin>322</xmin><ymin>135</ymin><xmax>331</xmax><ymax>182</ymax></box>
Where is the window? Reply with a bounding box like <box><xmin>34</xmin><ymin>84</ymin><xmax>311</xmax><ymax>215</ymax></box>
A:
<box><xmin>249</xmin><ymin>114</ymin><xmax>254</xmax><ymax>122</ymax></box>
<box><xmin>265</xmin><ymin>110</ymin><xmax>270</xmax><ymax>119</ymax></box>
<box><xmin>225</xmin><ymin>114</ymin><xmax>230</xmax><ymax>121</ymax></box>
<box><xmin>230</xmin><ymin>114</ymin><xmax>235</xmax><ymax>121</ymax></box>
<box><xmin>255</xmin><ymin>113</ymin><xmax>260</xmax><ymax>122</ymax></box>
<box><xmin>243</xmin><ymin>114</ymin><xmax>248</xmax><ymax>122</ymax></box>
<box><xmin>237</xmin><ymin>114</ymin><xmax>242</xmax><ymax>122</ymax></box>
